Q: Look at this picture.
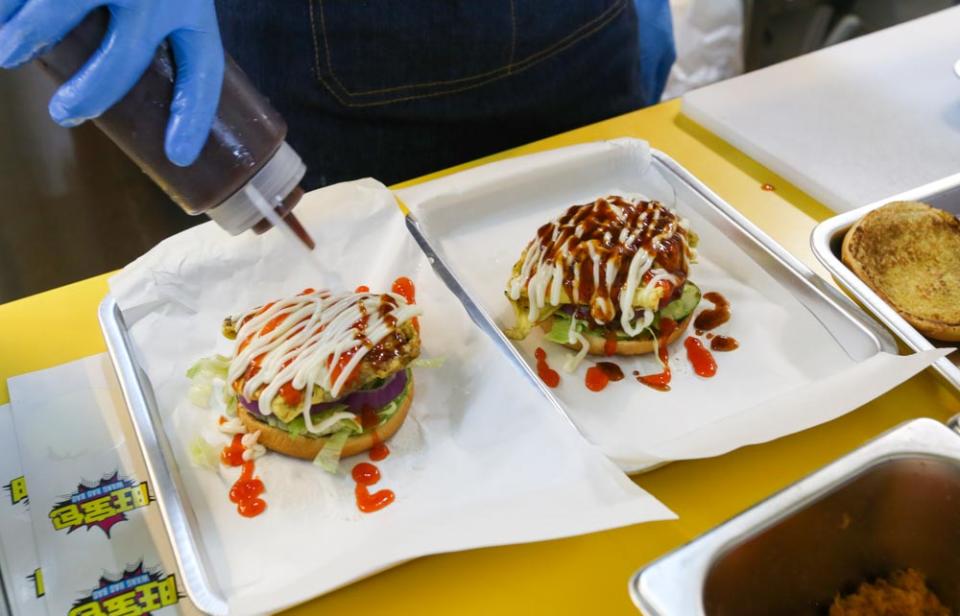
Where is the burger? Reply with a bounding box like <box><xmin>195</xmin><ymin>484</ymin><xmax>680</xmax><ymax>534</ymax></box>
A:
<box><xmin>222</xmin><ymin>288</ymin><xmax>420</xmax><ymax>467</ymax></box>
<box><xmin>505</xmin><ymin>195</ymin><xmax>700</xmax><ymax>368</ymax></box>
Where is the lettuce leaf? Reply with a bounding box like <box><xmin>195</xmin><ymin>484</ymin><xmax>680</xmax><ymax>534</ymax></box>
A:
<box><xmin>188</xmin><ymin>436</ymin><xmax>220</xmax><ymax>470</ymax></box>
<box><xmin>313</xmin><ymin>429</ymin><xmax>353</xmax><ymax>473</ymax></box>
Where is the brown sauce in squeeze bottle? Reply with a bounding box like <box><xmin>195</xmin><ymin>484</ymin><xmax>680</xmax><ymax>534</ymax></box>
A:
<box><xmin>36</xmin><ymin>9</ymin><xmax>314</xmax><ymax>248</ymax></box>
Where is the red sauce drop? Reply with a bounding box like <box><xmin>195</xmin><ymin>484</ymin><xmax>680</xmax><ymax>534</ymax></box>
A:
<box><xmin>352</xmin><ymin>462</ymin><xmax>395</xmax><ymax>513</ymax></box>
<box><xmin>370</xmin><ymin>442</ymin><xmax>390</xmax><ymax>461</ymax></box>
<box><xmin>534</xmin><ymin>347</ymin><xmax>560</xmax><ymax>388</ymax></box>
<box><xmin>761</xmin><ymin>183</ymin><xmax>776</xmax><ymax>192</ymax></box>
<box><xmin>352</xmin><ymin>462</ymin><xmax>381</xmax><ymax>485</ymax></box>
<box><xmin>392</xmin><ymin>276</ymin><xmax>419</xmax><ymax>332</ymax></box>
<box><xmin>635</xmin><ymin>368</ymin><xmax>671</xmax><ymax>392</ymax></box>
<box><xmin>684</xmin><ymin>337</ymin><xmax>717</xmax><ymax>377</ymax></box>
<box><xmin>355</xmin><ymin>285</ymin><xmax>370</xmax><ymax>293</ymax></box>
<box><xmin>635</xmin><ymin>319</ymin><xmax>676</xmax><ymax>392</ymax></box>
<box><xmin>706</xmin><ymin>333</ymin><xmax>714</xmax><ymax>339</ymax></box>
<box><xmin>359</xmin><ymin>406</ymin><xmax>380</xmax><ymax>430</ymax></box>
<box><xmin>694</xmin><ymin>292</ymin><xmax>731</xmax><ymax>332</ymax></box>
<box><xmin>229</xmin><ymin>460</ymin><xmax>267</xmax><ymax>518</ymax></box>
<box><xmin>220</xmin><ymin>434</ymin><xmax>245</xmax><ymax>467</ymax></box>
<box><xmin>356</xmin><ymin>486</ymin><xmax>395</xmax><ymax>513</ymax></box>
<box><xmin>603</xmin><ymin>331</ymin><xmax>618</xmax><ymax>356</ymax></box>
<box><xmin>711</xmin><ymin>335</ymin><xmax>739</xmax><ymax>352</ymax></box>
<box><xmin>218</xmin><ymin>416</ymin><xmax>227</xmax><ymax>425</ymax></box>
<box><xmin>585</xmin><ymin>366</ymin><xmax>610</xmax><ymax>392</ymax></box>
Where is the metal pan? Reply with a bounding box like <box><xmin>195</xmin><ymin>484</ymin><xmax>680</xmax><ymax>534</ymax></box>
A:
<box><xmin>629</xmin><ymin>415</ymin><xmax>960</xmax><ymax>615</ymax></box>
<box><xmin>810</xmin><ymin>172</ymin><xmax>960</xmax><ymax>392</ymax></box>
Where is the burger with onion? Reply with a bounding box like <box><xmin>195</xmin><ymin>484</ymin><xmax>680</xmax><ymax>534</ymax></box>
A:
<box><xmin>221</xmin><ymin>288</ymin><xmax>420</xmax><ymax>469</ymax></box>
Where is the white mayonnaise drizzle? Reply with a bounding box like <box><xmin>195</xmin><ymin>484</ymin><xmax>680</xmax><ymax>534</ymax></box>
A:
<box><xmin>508</xmin><ymin>195</ymin><xmax>694</xmax><ymax>332</ymax></box>
<box><xmin>228</xmin><ymin>290</ymin><xmax>421</xmax><ymax>433</ymax></box>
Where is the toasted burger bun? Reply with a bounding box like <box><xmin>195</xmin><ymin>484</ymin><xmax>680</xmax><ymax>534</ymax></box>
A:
<box><xmin>238</xmin><ymin>381</ymin><xmax>414</xmax><ymax>460</ymax></box>
<box><xmin>542</xmin><ymin>313</ymin><xmax>693</xmax><ymax>356</ymax></box>
<box><xmin>842</xmin><ymin>201</ymin><xmax>960</xmax><ymax>342</ymax></box>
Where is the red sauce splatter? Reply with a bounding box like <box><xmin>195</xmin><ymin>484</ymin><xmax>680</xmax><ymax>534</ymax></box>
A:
<box><xmin>218</xmin><ymin>416</ymin><xmax>227</xmax><ymax>425</ymax></box>
<box><xmin>585</xmin><ymin>366</ymin><xmax>610</xmax><ymax>392</ymax></box>
<box><xmin>355</xmin><ymin>285</ymin><xmax>370</xmax><ymax>293</ymax></box>
<box><xmin>711</xmin><ymin>335</ymin><xmax>739</xmax><ymax>352</ymax></box>
<box><xmin>684</xmin><ymin>337</ymin><xmax>717</xmax><ymax>377</ymax></box>
<box><xmin>328</xmin><ymin>347</ymin><xmax>361</xmax><ymax>388</ymax></box>
<box><xmin>585</xmin><ymin>361</ymin><xmax>625</xmax><ymax>392</ymax></box>
<box><xmin>370</xmin><ymin>443</ymin><xmax>390</xmax><ymax>461</ymax></box>
<box><xmin>535</xmin><ymin>347</ymin><xmax>560</xmax><ymax>388</ymax></box>
<box><xmin>392</xmin><ymin>276</ymin><xmax>419</xmax><ymax>332</ymax></box>
<box><xmin>352</xmin><ymin>462</ymin><xmax>395</xmax><ymax>513</ymax></box>
<box><xmin>229</xmin><ymin>461</ymin><xmax>266</xmax><ymax>518</ymax></box>
<box><xmin>300</xmin><ymin>288</ymin><xmax>315</xmax><ymax>295</ymax></box>
<box><xmin>279</xmin><ymin>381</ymin><xmax>303</xmax><ymax>406</ymax></box>
<box><xmin>635</xmin><ymin>318</ymin><xmax>677</xmax><ymax>392</ymax></box>
<box><xmin>761</xmin><ymin>183</ymin><xmax>776</xmax><ymax>192</ymax></box>
<box><xmin>694</xmin><ymin>292</ymin><xmax>731</xmax><ymax>331</ymax></box>
<box><xmin>603</xmin><ymin>331</ymin><xmax>618</xmax><ymax>356</ymax></box>
<box><xmin>359</xmin><ymin>406</ymin><xmax>379</xmax><ymax>430</ymax></box>
<box><xmin>352</xmin><ymin>462</ymin><xmax>381</xmax><ymax>484</ymax></box>
<box><xmin>220</xmin><ymin>434</ymin><xmax>245</xmax><ymax>467</ymax></box>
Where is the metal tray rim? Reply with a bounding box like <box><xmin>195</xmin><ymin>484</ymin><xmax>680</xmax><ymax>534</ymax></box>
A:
<box><xmin>98</xmin><ymin>297</ymin><xmax>228</xmax><ymax>616</ymax></box>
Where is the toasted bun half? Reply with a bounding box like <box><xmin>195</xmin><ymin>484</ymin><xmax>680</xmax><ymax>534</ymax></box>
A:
<box><xmin>541</xmin><ymin>313</ymin><xmax>694</xmax><ymax>356</ymax></box>
<box><xmin>238</xmin><ymin>380</ymin><xmax>414</xmax><ymax>460</ymax></box>
<box><xmin>842</xmin><ymin>201</ymin><xmax>960</xmax><ymax>342</ymax></box>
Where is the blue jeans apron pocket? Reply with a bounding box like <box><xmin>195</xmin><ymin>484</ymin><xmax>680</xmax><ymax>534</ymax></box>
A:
<box><xmin>308</xmin><ymin>0</ymin><xmax>629</xmax><ymax>108</ymax></box>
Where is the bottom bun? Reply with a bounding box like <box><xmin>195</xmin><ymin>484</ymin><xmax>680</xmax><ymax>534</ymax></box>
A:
<box><xmin>238</xmin><ymin>381</ymin><xmax>414</xmax><ymax>461</ymax></box>
<box><xmin>544</xmin><ymin>314</ymin><xmax>693</xmax><ymax>356</ymax></box>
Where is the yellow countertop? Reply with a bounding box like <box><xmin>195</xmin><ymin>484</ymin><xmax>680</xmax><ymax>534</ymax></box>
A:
<box><xmin>2</xmin><ymin>98</ymin><xmax>958</xmax><ymax>615</ymax></box>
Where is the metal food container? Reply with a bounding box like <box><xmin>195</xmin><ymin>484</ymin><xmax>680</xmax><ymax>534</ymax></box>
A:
<box><xmin>810</xmin><ymin>173</ymin><xmax>960</xmax><ymax>391</ymax></box>
<box><xmin>629</xmin><ymin>417</ymin><xmax>960</xmax><ymax>615</ymax></box>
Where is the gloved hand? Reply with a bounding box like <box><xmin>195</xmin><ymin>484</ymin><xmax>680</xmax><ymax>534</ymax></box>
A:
<box><xmin>0</xmin><ymin>0</ymin><xmax>224</xmax><ymax>167</ymax></box>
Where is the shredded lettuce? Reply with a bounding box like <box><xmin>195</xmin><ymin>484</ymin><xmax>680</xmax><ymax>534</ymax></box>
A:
<box><xmin>313</xmin><ymin>429</ymin><xmax>353</xmax><ymax>473</ymax></box>
<box><xmin>186</xmin><ymin>355</ymin><xmax>231</xmax><ymax>409</ymax></box>
<box><xmin>188</xmin><ymin>436</ymin><xmax>220</xmax><ymax>470</ymax></box>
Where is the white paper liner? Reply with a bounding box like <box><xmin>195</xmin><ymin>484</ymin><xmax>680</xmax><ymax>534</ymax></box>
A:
<box><xmin>396</xmin><ymin>138</ymin><xmax>952</xmax><ymax>470</ymax></box>
<box><xmin>108</xmin><ymin>179</ymin><xmax>674</xmax><ymax>615</ymax></box>
<box><xmin>7</xmin><ymin>356</ymin><xmax>200</xmax><ymax>616</ymax></box>
<box><xmin>0</xmin><ymin>404</ymin><xmax>46</xmax><ymax>616</ymax></box>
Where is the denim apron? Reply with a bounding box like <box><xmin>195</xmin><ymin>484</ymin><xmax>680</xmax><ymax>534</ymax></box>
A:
<box><xmin>216</xmin><ymin>0</ymin><xmax>674</xmax><ymax>188</ymax></box>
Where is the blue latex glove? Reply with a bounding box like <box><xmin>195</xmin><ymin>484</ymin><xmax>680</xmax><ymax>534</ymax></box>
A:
<box><xmin>0</xmin><ymin>0</ymin><xmax>224</xmax><ymax>166</ymax></box>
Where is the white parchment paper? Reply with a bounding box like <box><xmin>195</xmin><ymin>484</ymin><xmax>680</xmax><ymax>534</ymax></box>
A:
<box><xmin>396</xmin><ymin>139</ymin><xmax>951</xmax><ymax>470</ymax></box>
<box><xmin>108</xmin><ymin>179</ymin><xmax>674</xmax><ymax>615</ymax></box>
<box><xmin>0</xmin><ymin>404</ymin><xmax>46</xmax><ymax>616</ymax></box>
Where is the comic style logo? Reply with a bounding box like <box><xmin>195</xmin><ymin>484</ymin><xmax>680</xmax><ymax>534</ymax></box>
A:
<box><xmin>49</xmin><ymin>472</ymin><xmax>152</xmax><ymax>537</ymax></box>
<box><xmin>69</xmin><ymin>564</ymin><xmax>180</xmax><ymax>616</ymax></box>
<box><xmin>3</xmin><ymin>474</ymin><xmax>28</xmax><ymax>506</ymax></box>
<box><xmin>28</xmin><ymin>568</ymin><xmax>44</xmax><ymax>598</ymax></box>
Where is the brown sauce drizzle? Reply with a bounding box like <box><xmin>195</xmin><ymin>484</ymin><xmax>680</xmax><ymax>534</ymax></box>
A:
<box><xmin>596</xmin><ymin>362</ymin><xmax>625</xmax><ymax>381</ymax></box>
<box><xmin>710</xmin><ymin>335</ymin><xmax>739</xmax><ymax>352</ymax></box>
<box><xmin>523</xmin><ymin>197</ymin><xmax>694</xmax><ymax>324</ymax></box>
<box><xmin>694</xmin><ymin>292</ymin><xmax>731</xmax><ymax>331</ymax></box>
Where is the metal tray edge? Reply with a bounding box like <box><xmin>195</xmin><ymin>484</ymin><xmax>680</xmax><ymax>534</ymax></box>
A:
<box><xmin>98</xmin><ymin>296</ymin><xmax>229</xmax><ymax>615</ymax></box>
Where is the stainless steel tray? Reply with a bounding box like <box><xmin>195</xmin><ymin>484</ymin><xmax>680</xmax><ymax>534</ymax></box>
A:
<box><xmin>406</xmin><ymin>148</ymin><xmax>898</xmax><ymax>472</ymax></box>
<box><xmin>811</xmin><ymin>172</ymin><xmax>960</xmax><ymax>391</ymax></box>
<box><xmin>630</xmin><ymin>415</ymin><xmax>960</xmax><ymax>615</ymax></box>
<box><xmin>98</xmin><ymin>298</ymin><xmax>228</xmax><ymax>616</ymax></box>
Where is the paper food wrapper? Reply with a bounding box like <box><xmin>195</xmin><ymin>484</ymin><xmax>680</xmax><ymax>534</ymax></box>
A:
<box><xmin>108</xmin><ymin>179</ymin><xmax>675</xmax><ymax>615</ymax></box>
<box><xmin>0</xmin><ymin>404</ymin><xmax>46</xmax><ymax>616</ymax></box>
<box><xmin>396</xmin><ymin>138</ymin><xmax>951</xmax><ymax>470</ymax></box>
<box><xmin>6</xmin><ymin>356</ymin><xmax>202</xmax><ymax>616</ymax></box>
